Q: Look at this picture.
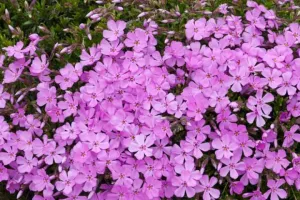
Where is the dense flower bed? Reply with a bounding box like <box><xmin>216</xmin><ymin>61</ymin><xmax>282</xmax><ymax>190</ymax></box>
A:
<box><xmin>0</xmin><ymin>0</ymin><xmax>300</xmax><ymax>199</ymax></box>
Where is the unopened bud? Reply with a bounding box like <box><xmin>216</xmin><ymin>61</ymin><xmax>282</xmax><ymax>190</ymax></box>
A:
<box><xmin>138</xmin><ymin>12</ymin><xmax>148</xmax><ymax>18</ymax></box>
<box><xmin>17</xmin><ymin>190</ymin><xmax>23</xmax><ymax>199</ymax></box>
<box><xmin>116</xmin><ymin>6</ymin><xmax>123</xmax><ymax>11</ymax></box>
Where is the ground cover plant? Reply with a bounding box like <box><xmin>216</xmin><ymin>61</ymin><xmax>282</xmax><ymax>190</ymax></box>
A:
<box><xmin>0</xmin><ymin>0</ymin><xmax>300</xmax><ymax>199</ymax></box>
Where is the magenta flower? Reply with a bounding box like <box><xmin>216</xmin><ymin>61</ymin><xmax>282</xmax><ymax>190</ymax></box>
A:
<box><xmin>75</xmin><ymin>168</ymin><xmax>97</xmax><ymax>192</ymax></box>
<box><xmin>0</xmin><ymin>84</ymin><xmax>10</xmax><ymax>108</ymax></box>
<box><xmin>110</xmin><ymin>109</ymin><xmax>134</xmax><ymax>131</ymax></box>
<box><xmin>80</xmin><ymin>46</ymin><xmax>101</xmax><ymax>66</ymax></box>
<box><xmin>185</xmin><ymin>18</ymin><xmax>209</xmax><ymax>40</ymax></box>
<box><xmin>122</xmin><ymin>51</ymin><xmax>145</xmax><ymax>72</ymax></box>
<box><xmin>212</xmin><ymin>134</ymin><xmax>238</xmax><ymax>159</ymax></box>
<box><xmin>128</xmin><ymin>134</ymin><xmax>154</xmax><ymax>160</ymax></box>
<box><xmin>124</xmin><ymin>28</ymin><xmax>148</xmax><ymax>52</ymax></box>
<box><xmin>243</xmin><ymin>190</ymin><xmax>265</xmax><ymax>200</ymax></box>
<box><xmin>143</xmin><ymin>177</ymin><xmax>161</xmax><ymax>199</ymax></box>
<box><xmin>247</xmin><ymin>90</ymin><xmax>274</xmax><ymax>116</ymax></box>
<box><xmin>103</xmin><ymin>20</ymin><xmax>126</xmax><ymax>41</ymax></box>
<box><xmin>262</xmin><ymin>68</ymin><xmax>282</xmax><ymax>89</ymax></box>
<box><xmin>0</xmin><ymin>144</ymin><xmax>17</xmax><ymax>165</ymax></box>
<box><xmin>55</xmin><ymin>63</ymin><xmax>79</xmax><ymax>90</ymax></box>
<box><xmin>240</xmin><ymin>158</ymin><xmax>264</xmax><ymax>185</ymax></box>
<box><xmin>229</xmin><ymin>67</ymin><xmax>249</xmax><ymax>92</ymax></box>
<box><xmin>198</xmin><ymin>175</ymin><xmax>220</xmax><ymax>200</ymax></box>
<box><xmin>182</xmin><ymin>132</ymin><xmax>210</xmax><ymax>159</ymax></box>
<box><xmin>44</xmin><ymin>141</ymin><xmax>65</xmax><ymax>165</ymax></box>
<box><xmin>263</xmin><ymin>46</ymin><xmax>291</xmax><ymax>69</ymax></box>
<box><xmin>56</xmin><ymin>170</ymin><xmax>78</xmax><ymax>195</ymax></box>
<box><xmin>30</xmin><ymin>54</ymin><xmax>49</xmax><ymax>74</ymax></box>
<box><xmin>172</xmin><ymin>162</ymin><xmax>201</xmax><ymax>198</ymax></box>
<box><xmin>186</xmin><ymin>94</ymin><xmax>209</xmax><ymax>121</ymax></box>
<box><xmin>266</xmin><ymin>149</ymin><xmax>290</xmax><ymax>173</ymax></box>
<box><xmin>71</xmin><ymin>142</ymin><xmax>91</xmax><ymax>164</ymax></box>
<box><xmin>264</xmin><ymin>179</ymin><xmax>287</xmax><ymax>200</ymax></box>
<box><xmin>219</xmin><ymin>152</ymin><xmax>245</xmax><ymax>179</ymax></box>
<box><xmin>37</xmin><ymin>83</ymin><xmax>57</xmax><ymax>109</ymax></box>
<box><xmin>283</xmin><ymin>125</ymin><xmax>300</xmax><ymax>147</ymax></box>
<box><xmin>277</xmin><ymin>71</ymin><xmax>297</xmax><ymax>96</ymax></box>
<box><xmin>100</xmin><ymin>39</ymin><xmax>123</xmax><ymax>56</ymax></box>
<box><xmin>30</xmin><ymin>169</ymin><xmax>54</xmax><ymax>197</ymax></box>
<box><xmin>163</xmin><ymin>41</ymin><xmax>185</xmax><ymax>67</ymax></box>
<box><xmin>246</xmin><ymin>9</ymin><xmax>266</xmax><ymax>30</ymax></box>
<box><xmin>16</xmin><ymin>151</ymin><xmax>38</xmax><ymax>173</ymax></box>
<box><xmin>0</xmin><ymin>164</ymin><xmax>8</xmax><ymax>182</ymax></box>
<box><xmin>3</xmin><ymin>41</ymin><xmax>24</xmax><ymax>59</ymax></box>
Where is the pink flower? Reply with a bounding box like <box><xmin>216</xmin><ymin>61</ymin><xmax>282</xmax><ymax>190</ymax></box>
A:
<box><xmin>0</xmin><ymin>84</ymin><xmax>10</xmax><ymax>108</ymax></box>
<box><xmin>247</xmin><ymin>90</ymin><xmax>274</xmax><ymax>116</ymax></box>
<box><xmin>80</xmin><ymin>46</ymin><xmax>101</xmax><ymax>66</ymax></box>
<box><xmin>264</xmin><ymin>179</ymin><xmax>287</xmax><ymax>200</ymax></box>
<box><xmin>212</xmin><ymin>134</ymin><xmax>238</xmax><ymax>159</ymax></box>
<box><xmin>163</xmin><ymin>41</ymin><xmax>185</xmax><ymax>67</ymax></box>
<box><xmin>229</xmin><ymin>67</ymin><xmax>249</xmax><ymax>92</ymax></box>
<box><xmin>100</xmin><ymin>39</ymin><xmax>123</xmax><ymax>56</ymax></box>
<box><xmin>185</xmin><ymin>18</ymin><xmax>210</xmax><ymax>40</ymax></box>
<box><xmin>152</xmin><ymin>93</ymin><xmax>178</xmax><ymax>114</ymax></box>
<box><xmin>262</xmin><ymin>68</ymin><xmax>282</xmax><ymax>89</ymax></box>
<box><xmin>56</xmin><ymin>170</ymin><xmax>78</xmax><ymax>195</ymax></box>
<box><xmin>103</xmin><ymin>20</ymin><xmax>126</xmax><ymax>41</ymax></box>
<box><xmin>186</xmin><ymin>94</ymin><xmax>209</xmax><ymax>121</ymax></box>
<box><xmin>0</xmin><ymin>144</ymin><xmax>17</xmax><ymax>165</ymax></box>
<box><xmin>110</xmin><ymin>109</ymin><xmax>134</xmax><ymax>131</ymax></box>
<box><xmin>283</xmin><ymin>125</ymin><xmax>300</xmax><ymax>147</ymax></box>
<box><xmin>246</xmin><ymin>106</ymin><xmax>269</xmax><ymax>127</ymax></box>
<box><xmin>30</xmin><ymin>54</ymin><xmax>49</xmax><ymax>74</ymax></box>
<box><xmin>143</xmin><ymin>177</ymin><xmax>161</xmax><ymax>199</ymax></box>
<box><xmin>3</xmin><ymin>41</ymin><xmax>25</xmax><ymax>59</ymax></box>
<box><xmin>75</xmin><ymin>168</ymin><xmax>97</xmax><ymax>192</ymax></box>
<box><xmin>266</xmin><ymin>149</ymin><xmax>290</xmax><ymax>174</ymax></box>
<box><xmin>128</xmin><ymin>134</ymin><xmax>154</xmax><ymax>160</ymax></box>
<box><xmin>245</xmin><ymin>8</ymin><xmax>266</xmax><ymax>30</ymax></box>
<box><xmin>172</xmin><ymin>162</ymin><xmax>201</xmax><ymax>198</ymax></box>
<box><xmin>30</xmin><ymin>169</ymin><xmax>54</xmax><ymax>197</ymax></box>
<box><xmin>124</xmin><ymin>28</ymin><xmax>148</xmax><ymax>52</ymax></box>
<box><xmin>198</xmin><ymin>175</ymin><xmax>220</xmax><ymax>200</ymax></box>
<box><xmin>37</xmin><ymin>83</ymin><xmax>57</xmax><ymax>109</ymax></box>
<box><xmin>44</xmin><ymin>141</ymin><xmax>65</xmax><ymax>165</ymax></box>
<box><xmin>219</xmin><ymin>152</ymin><xmax>245</xmax><ymax>179</ymax></box>
<box><xmin>55</xmin><ymin>63</ymin><xmax>79</xmax><ymax>90</ymax></box>
<box><xmin>277</xmin><ymin>71</ymin><xmax>297</xmax><ymax>96</ymax></box>
<box><xmin>182</xmin><ymin>132</ymin><xmax>210</xmax><ymax>159</ymax></box>
<box><xmin>240</xmin><ymin>158</ymin><xmax>264</xmax><ymax>185</ymax></box>
<box><xmin>122</xmin><ymin>51</ymin><xmax>145</xmax><ymax>72</ymax></box>
<box><xmin>16</xmin><ymin>151</ymin><xmax>38</xmax><ymax>173</ymax></box>
<box><xmin>71</xmin><ymin>142</ymin><xmax>91</xmax><ymax>163</ymax></box>
<box><xmin>263</xmin><ymin>46</ymin><xmax>291</xmax><ymax>69</ymax></box>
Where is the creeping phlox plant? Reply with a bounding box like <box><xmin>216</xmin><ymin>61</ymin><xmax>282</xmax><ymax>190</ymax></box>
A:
<box><xmin>0</xmin><ymin>0</ymin><xmax>300</xmax><ymax>200</ymax></box>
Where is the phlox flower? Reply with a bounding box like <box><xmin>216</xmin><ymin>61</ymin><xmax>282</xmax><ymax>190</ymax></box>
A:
<box><xmin>2</xmin><ymin>41</ymin><xmax>25</xmax><ymax>59</ymax></box>
<box><xmin>283</xmin><ymin>125</ymin><xmax>300</xmax><ymax>147</ymax></box>
<box><xmin>0</xmin><ymin>84</ymin><xmax>10</xmax><ymax>108</ymax></box>
<box><xmin>198</xmin><ymin>175</ymin><xmax>220</xmax><ymax>200</ymax></box>
<box><xmin>56</xmin><ymin>170</ymin><xmax>78</xmax><ymax>195</ymax></box>
<box><xmin>172</xmin><ymin>162</ymin><xmax>201</xmax><ymax>198</ymax></box>
<box><xmin>264</xmin><ymin>179</ymin><xmax>287</xmax><ymax>200</ymax></box>
<box><xmin>30</xmin><ymin>54</ymin><xmax>49</xmax><ymax>74</ymax></box>
<box><xmin>128</xmin><ymin>134</ymin><xmax>154</xmax><ymax>160</ymax></box>
<box><xmin>266</xmin><ymin>149</ymin><xmax>290</xmax><ymax>174</ymax></box>
<box><xmin>212</xmin><ymin>134</ymin><xmax>239</xmax><ymax>160</ymax></box>
<box><xmin>103</xmin><ymin>20</ymin><xmax>126</xmax><ymax>41</ymax></box>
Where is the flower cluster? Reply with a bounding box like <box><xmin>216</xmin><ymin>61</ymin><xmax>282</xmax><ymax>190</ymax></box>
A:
<box><xmin>0</xmin><ymin>1</ymin><xmax>299</xmax><ymax>200</ymax></box>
